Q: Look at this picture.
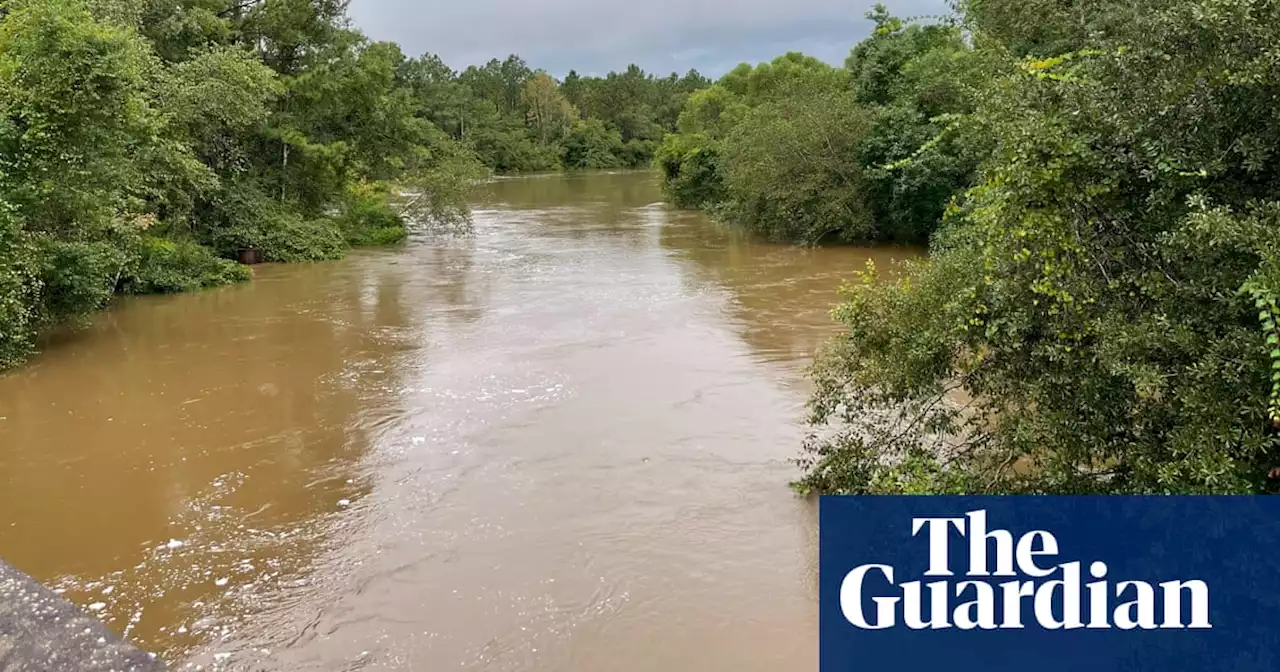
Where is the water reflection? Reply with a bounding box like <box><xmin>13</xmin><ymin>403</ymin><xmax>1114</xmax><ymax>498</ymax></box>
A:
<box><xmin>475</xmin><ymin>172</ymin><xmax>657</xmax><ymax>211</ymax></box>
<box><xmin>659</xmin><ymin>208</ymin><xmax>922</xmax><ymax>373</ymax></box>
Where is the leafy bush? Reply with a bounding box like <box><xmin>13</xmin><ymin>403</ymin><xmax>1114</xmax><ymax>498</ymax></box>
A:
<box><xmin>858</xmin><ymin>105</ymin><xmax>982</xmax><ymax>244</ymax></box>
<box><xmin>256</xmin><ymin>215</ymin><xmax>346</xmax><ymax>263</ymax></box>
<box><xmin>0</xmin><ymin>208</ymin><xmax>41</xmax><ymax>369</ymax></box>
<box><xmin>202</xmin><ymin>185</ymin><xmax>345</xmax><ymax>262</ymax></box>
<box><xmin>617</xmin><ymin>138</ymin><xmax>657</xmax><ymax>168</ymax></box>
<box><xmin>36</xmin><ymin>237</ymin><xmax>134</xmax><ymax>322</ymax></box>
<box><xmin>121</xmin><ymin>237</ymin><xmax>250</xmax><ymax>294</ymax></box>
<box><xmin>654</xmin><ymin>133</ymin><xmax>726</xmax><ymax>209</ymax></box>
<box><xmin>336</xmin><ymin>182</ymin><xmax>408</xmax><ymax>246</ymax></box>
<box><xmin>469</xmin><ymin>118</ymin><xmax>561</xmax><ymax>173</ymax></box>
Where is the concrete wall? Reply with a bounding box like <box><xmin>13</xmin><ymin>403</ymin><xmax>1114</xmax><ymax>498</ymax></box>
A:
<box><xmin>0</xmin><ymin>561</ymin><xmax>165</xmax><ymax>671</ymax></box>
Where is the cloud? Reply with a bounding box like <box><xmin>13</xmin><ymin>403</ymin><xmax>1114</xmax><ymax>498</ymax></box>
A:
<box><xmin>346</xmin><ymin>0</ymin><xmax>951</xmax><ymax>76</ymax></box>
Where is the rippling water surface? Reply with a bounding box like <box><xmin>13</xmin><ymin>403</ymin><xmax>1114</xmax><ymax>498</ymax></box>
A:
<box><xmin>0</xmin><ymin>171</ymin><xmax>919</xmax><ymax>670</ymax></box>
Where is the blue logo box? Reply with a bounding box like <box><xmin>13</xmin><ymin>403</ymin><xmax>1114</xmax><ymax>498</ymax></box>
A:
<box><xmin>819</xmin><ymin>497</ymin><xmax>1280</xmax><ymax>671</ymax></box>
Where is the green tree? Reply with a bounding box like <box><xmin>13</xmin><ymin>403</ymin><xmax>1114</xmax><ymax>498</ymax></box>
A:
<box><xmin>0</xmin><ymin>0</ymin><xmax>484</xmax><ymax>370</ymax></box>
<box><xmin>799</xmin><ymin>0</ymin><xmax>1280</xmax><ymax>495</ymax></box>
<box><xmin>720</xmin><ymin>91</ymin><xmax>874</xmax><ymax>243</ymax></box>
<box><xmin>521</xmin><ymin>72</ymin><xmax>578</xmax><ymax>145</ymax></box>
<box><xmin>654</xmin><ymin>132</ymin><xmax>725</xmax><ymax>208</ymax></box>
<box><xmin>561</xmin><ymin>118</ymin><xmax>624</xmax><ymax>170</ymax></box>
<box><xmin>676</xmin><ymin>85</ymin><xmax>748</xmax><ymax>138</ymax></box>
<box><xmin>0</xmin><ymin>0</ymin><xmax>164</xmax><ymax>324</ymax></box>
<box><xmin>850</xmin><ymin>7</ymin><xmax>986</xmax><ymax>243</ymax></box>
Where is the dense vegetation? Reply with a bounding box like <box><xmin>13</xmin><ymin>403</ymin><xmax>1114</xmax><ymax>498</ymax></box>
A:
<box><xmin>786</xmin><ymin>0</ymin><xmax>1280</xmax><ymax>495</ymax></box>
<box><xmin>0</xmin><ymin>0</ymin><xmax>709</xmax><ymax>370</ymax></box>
<box><xmin>405</xmin><ymin>56</ymin><xmax>710</xmax><ymax>173</ymax></box>
<box><xmin>656</xmin><ymin>7</ymin><xmax>982</xmax><ymax>245</ymax></box>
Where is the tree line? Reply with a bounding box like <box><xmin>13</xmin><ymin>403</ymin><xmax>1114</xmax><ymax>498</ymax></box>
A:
<box><xmin>666</xmin><ymin>1</ymin><xmax>1280</xmax><ymax>495</ymax></box>
<box><xmin>405</xmin><ymin>55</ymin><xmax>711</xmax><ymax>173</ymax></box>
<box><xmin>0</xmin><ymin>0</ymin><xmax>710</xmax><ymax>371</ymax></box>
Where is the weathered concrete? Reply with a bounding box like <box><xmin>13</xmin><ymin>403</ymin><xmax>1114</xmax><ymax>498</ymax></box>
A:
<box><xmin>0</xmin><ymin>561</ymin><xmax>164</xmax><ymax>671</ymax></box>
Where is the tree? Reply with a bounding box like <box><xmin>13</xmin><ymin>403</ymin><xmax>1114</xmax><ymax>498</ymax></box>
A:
<box><xmin>0</xmin><ymin>0</ymin><xmax>485</xmax><ymax>370</ymax></box>
<box><xmin>561</xmin><ymin>118</ymin><xmax>623</xmax><ymax>170</ymax></box>
<box><xmin>720</xmin><ymin>91</ymin><xmax>874</xmax><ymax>243</ymax></box>
<box><xmin>676</xmin><ymin>85</ymin><xmax>748</xmax><ymax>138</ymax></box>
<box><xmin>654</xmin><ymin>132</ymin><xmax>725</xmax><ymax>208</ymax></box>
<box><xmin>848</xmin><ymin>7</ymin><xmax>986</xmax><ymax>243</ymax></box>
<box><xmin>459</xmin><ymin>55</ymin><xmax>531</xmax><ymax>116</ymax></box>
<box><xmin>521</xmin><ymin>72</ymin><xmax>577</xmax><ymax>145</ymax></box>
<box><xmin>0</xmin><ymin>0</ymin><xmax>165</xmax><ymax>324</ymax></box>
<box><xmin>398</xmin><ymin>53</ymin><xmax>473</xmax><ymax>140</ymax></box>
<box><xmin>798</xmin><ymin>0</ymin><xmax>1280</xmax><ymax>495</ymax></box>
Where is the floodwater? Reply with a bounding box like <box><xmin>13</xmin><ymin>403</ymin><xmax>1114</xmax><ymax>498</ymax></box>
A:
<box><xmin>0</xmin><ymin>171</ymin><xmax>919</xmax><ymax>670</ymax></box>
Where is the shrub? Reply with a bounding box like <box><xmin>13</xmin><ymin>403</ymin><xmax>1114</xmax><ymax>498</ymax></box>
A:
<box><xmin>0</xmin><ymin>209</ymin><xmax>41</xmax><ymax>369</ymax></box>
<box><xmin>654</xmin><ymin>133</ymin><xmax>726</xmax><ymax>209</ymax></box>
<box><xmin>36</xmin><ymin>238</ymin><xmax>133</xmax><ymax>322</ymax></box>
<box><xmin>121</xmin><ymin>237</ymin><xmax>251</xmax><ymax>294</ymax></box>
<box><xmin>336</xmin><ymin>182</ymin><xmax>408</xmax><ymax>247</ymax></box>
<box><xmin>203</xmin><ymin>185</ymin><xmax>346</xmax><ymax>262</ymax></box>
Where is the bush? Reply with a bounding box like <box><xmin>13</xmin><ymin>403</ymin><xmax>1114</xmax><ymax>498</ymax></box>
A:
<box><xmin>209</xmin><ymin>212</ymin><xmax>346</xmax><ymax>263</ymax></box>
<box><xmin>37</xmin><ymin>238</ymin><xmax>133</xmax><ymax>322</ymax></box>
<box><xmin>336</xmin><ymin>182</ymin><xmax>408</xmax><ymax>246</ymax></box>
<box><xmin>469</xmin><ymin>122</ymin><xmax>560</xmax><ymax>173</ymax></box>
<box><xmin>203</xmin><ymin>185</ymin><xmax>346</xmax><ymax>262</ymax></box>
<box><xmin>858</xmin><ymin>105</ymin><xmax>982</xmax><ymax>244</ymax></box>
<box><xmin>257</xmin><ymin>215</ymin><xmax>345</xmax><ymax>262</ymax></box>
<box><xmin>617</xmin><ymin>138</ymin><xmax>657</xmax><ymax>168</ymax></box>
<box><xmin>0</xmin><ymin>209</ymin><xmax>41</xmax><ymax>369</ymax></box>
<box><xmin>121</xmin><ymin>237</ymin><xmax>251</xmax><ymax>294</ymax></box>
<box><xmin>654</xmin><ymin>133</ymin><xmax>726</xmax><ymax>209</ymax></box>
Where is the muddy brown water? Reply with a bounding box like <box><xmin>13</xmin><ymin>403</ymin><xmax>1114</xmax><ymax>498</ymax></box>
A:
<box><xmin>0</xmin><ymin>171</ymin><xmax>919</xmax><ymax>671</ymax></box>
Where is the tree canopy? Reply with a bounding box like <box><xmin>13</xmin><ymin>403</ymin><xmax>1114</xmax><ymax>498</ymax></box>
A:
<box><xmin>780</xmin><ymin>0</ymin><xmax>1280</xmax><ymax>495</ymax></box>
<box><xmin>655</xmin><ymin>14</ymin><xmax>980</xmax><ymax>245</ymax></box>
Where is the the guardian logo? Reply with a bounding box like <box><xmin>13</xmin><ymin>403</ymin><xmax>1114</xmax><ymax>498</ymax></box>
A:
<box><xmin>841</xmin><ymin>510</ymin><xmax>1212</xmax><ymax>631</ymax></box>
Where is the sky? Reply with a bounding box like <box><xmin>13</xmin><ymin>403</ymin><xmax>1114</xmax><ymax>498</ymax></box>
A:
<box><xmin>346</xmin><ymin>0</ymin><xmax>951</xmax><ymax>78</ymax></box>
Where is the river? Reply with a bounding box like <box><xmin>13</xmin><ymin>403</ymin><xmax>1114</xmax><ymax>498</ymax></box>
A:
<box><xmin>0</xmin><ymin>171</ymin><xmax>918</xmax><ymax>670</ymax></box>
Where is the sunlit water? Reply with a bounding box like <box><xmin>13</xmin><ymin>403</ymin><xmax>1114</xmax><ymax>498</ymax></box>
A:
<box><xmin>0</xmin><ymin>171</ymin><xmax>919</xmax><ymax>670</ymax></box>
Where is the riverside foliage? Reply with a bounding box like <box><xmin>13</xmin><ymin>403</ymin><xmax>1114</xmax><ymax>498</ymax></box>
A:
<box><xmin>780</xmin><ymin>0</ymin><xmax>1280</xmax><ymax>495</ymax></box>
<box><xmin>0</xmin><ymin>0</ymin><xmax>710</xmax><ymax>370</ymax></box>
<box><xmin>655</xmin><ymin>7</ymin><xmax>983</xmax><ymax>245</ymax></box>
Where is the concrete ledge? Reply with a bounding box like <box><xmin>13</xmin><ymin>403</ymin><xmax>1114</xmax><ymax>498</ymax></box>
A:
<box><xmin>0</xmin><ymin>560</ymin><xmax>164</xmax><ymax>671</ymax></box>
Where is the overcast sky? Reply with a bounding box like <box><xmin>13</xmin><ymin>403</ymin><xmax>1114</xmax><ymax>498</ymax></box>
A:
<box><xmin>346</xmin><ymin>0</ymin><xmax>951</xmax><ymax>77</ymax></box>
